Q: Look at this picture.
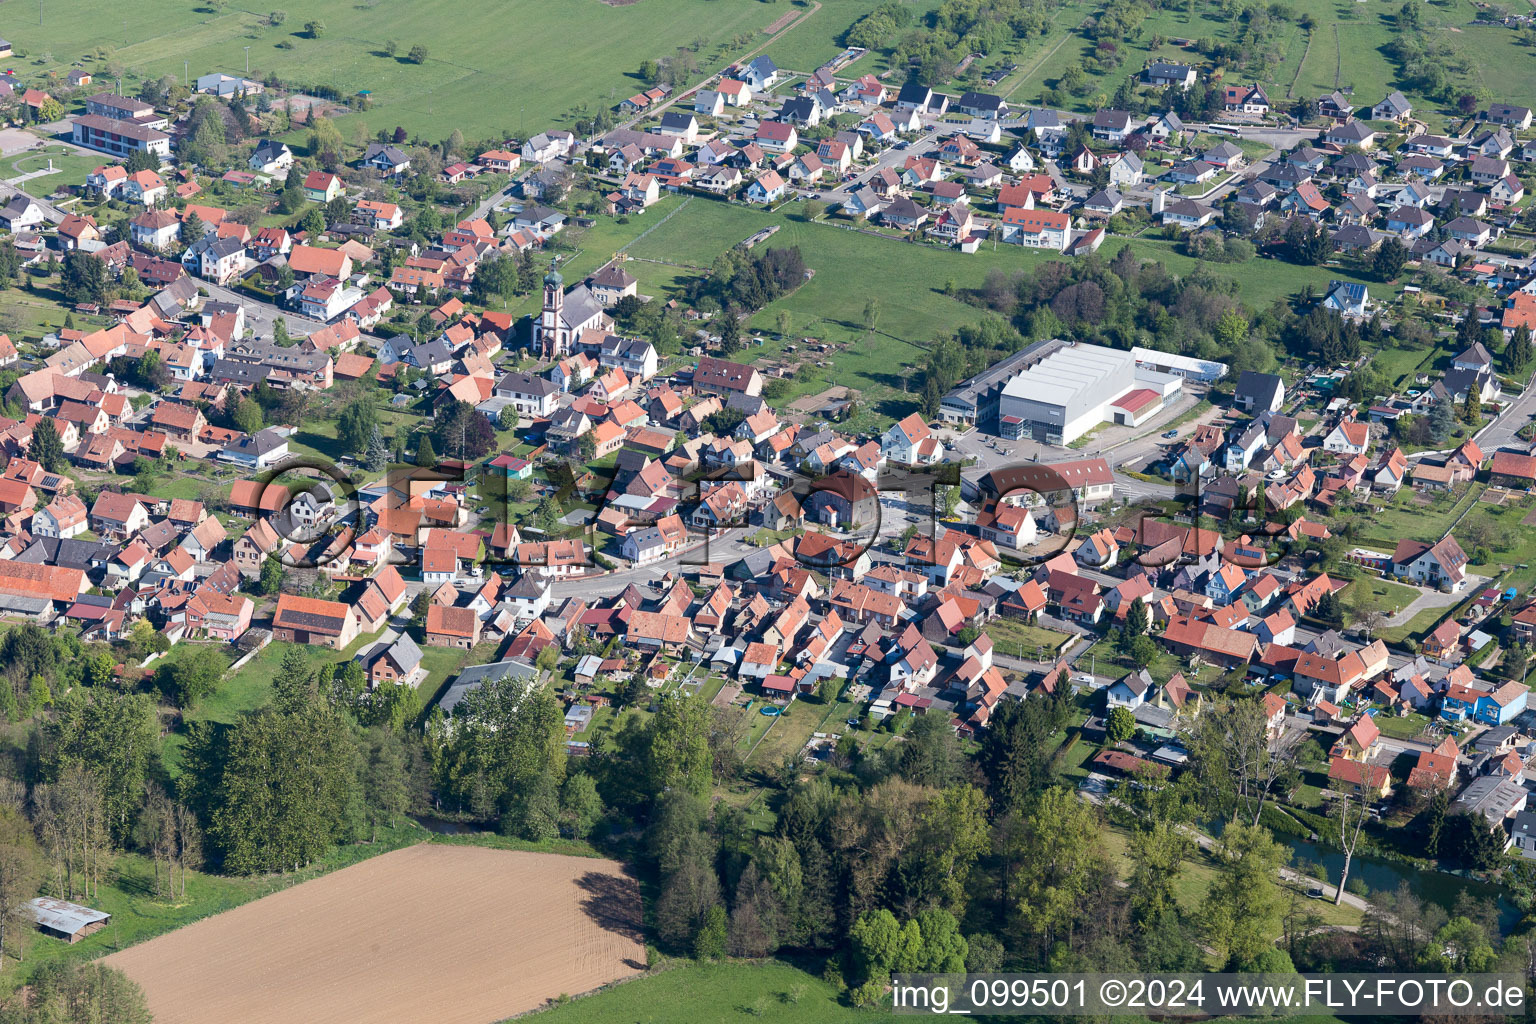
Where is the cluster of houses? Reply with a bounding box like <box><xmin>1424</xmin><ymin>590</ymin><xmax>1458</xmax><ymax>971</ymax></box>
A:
<box><xmin>580</xmin><ymin>59</ymin><xmax>1536</xmax><ymax>276</ymax></box>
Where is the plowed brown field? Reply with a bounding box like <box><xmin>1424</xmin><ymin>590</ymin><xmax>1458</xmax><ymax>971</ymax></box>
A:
<box><xmin>105</xmin><ymin>844</ymin><xmax>645</xmax><ymax>1024</ymax></box>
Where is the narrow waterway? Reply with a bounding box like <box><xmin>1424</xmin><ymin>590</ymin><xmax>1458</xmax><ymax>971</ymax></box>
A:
<box><xmin>411</xmin><ymin>814</ymin><xmax>480</xmax><ymax>836</ymax></box>
<box><xmin>1281</xmin><ymin>836</ymin><xmax>1521</xmax><ymax>934</ymax></box>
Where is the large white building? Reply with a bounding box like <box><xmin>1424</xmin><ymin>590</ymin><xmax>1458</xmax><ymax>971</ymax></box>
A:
<box><xmin>997</xmin><ymin>342</ymin><xmax>1181</xmax><ymax>445</ymax></box>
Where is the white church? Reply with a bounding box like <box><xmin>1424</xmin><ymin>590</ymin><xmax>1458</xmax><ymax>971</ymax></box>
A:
<box><xmin>536</xmin><ymin>266</ymin><xmax>611</xmax><ymax>359</ymax></box>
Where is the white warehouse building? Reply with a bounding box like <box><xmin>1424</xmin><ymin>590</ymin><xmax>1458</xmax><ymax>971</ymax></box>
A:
<box><xmin>998</xmin><ymin>342</ymin><xmax>1181</xmax><ymax>445</ymax></box>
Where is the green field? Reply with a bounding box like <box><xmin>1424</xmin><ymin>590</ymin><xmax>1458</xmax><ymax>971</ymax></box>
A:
<box><xmin>595</xmin><ymin>196</ymin><xmax>1374</xmax><ymax>430</ymax></box>
<box><xmin>16</xmin><ymin>0</ymin><xmax>782</xmax><ymax>140</ymax></box>
<box><xmin>991</xmin><ymin>0</ymin><xmax>1499</xmax><ymax>131</ymax></box>
<box><xmin>529</xmin><ymin>961</ymin><xmax>865</xmax><ymax>1023</ymax></box>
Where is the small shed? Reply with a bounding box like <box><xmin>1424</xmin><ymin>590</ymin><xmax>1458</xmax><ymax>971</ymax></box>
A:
<box><xmin>28</xmin><ymin>897</ymin><xmax>110</xmax><ymax>943</ymax></box>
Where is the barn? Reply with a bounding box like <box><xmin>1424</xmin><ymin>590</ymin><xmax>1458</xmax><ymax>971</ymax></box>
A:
<box><xmin>29</xmin><ymin>897</ymin><xmax>110</xmax><ymax>943</ymax></box>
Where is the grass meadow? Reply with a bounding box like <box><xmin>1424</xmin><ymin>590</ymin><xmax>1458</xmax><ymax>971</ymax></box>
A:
<box><xmin>987</xmin><ymin>0</ymin><xmax>1509</xmax><ymax>132</ymax></box>
<box><xmin>528</xmin><ymin>961</ymin><xmax>865</xmax><ymax>1024</ymax></box>
<box><xmin>20</xmin><ymin>0</ymin><xmax>779</xmax><ymax>139</ymax></box>
<box><xmin>557</xmin><ymin>194</ymin><xmax>1376</xmax><ymax>430</ymax></box>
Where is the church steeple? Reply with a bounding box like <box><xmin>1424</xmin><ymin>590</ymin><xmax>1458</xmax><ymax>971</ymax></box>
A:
<box><xmin>540</xmin><ymin>259</ymin><xmax>565</xmax><ymax>357</ymax></box>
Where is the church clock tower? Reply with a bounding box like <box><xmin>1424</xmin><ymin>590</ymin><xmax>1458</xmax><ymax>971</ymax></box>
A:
<box><xmin>540</xmin><ymin>265</ymin><xmax>565</xmax><ymax>357</ymax></box>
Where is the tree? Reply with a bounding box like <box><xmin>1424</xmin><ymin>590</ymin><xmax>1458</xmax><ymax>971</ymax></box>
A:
<box><xmin>37</xmin><ymin>690</ymin><xmax>158</xmax><ymax>847</ymax></box>
<box><xmin>1457</xmin><ymin>303</ymin><xmax>1480</xmax><ymax>350</ymax></box>
<box><xmin>272</xmin><ymin>645</ymin><xmax>317</xmax><ymax>713</ymax></box>
<box><xmin>60</xmin><ymin>251</ymin><xmax>107</xmax><ymax>306</ymax></box>
<box><xmin>259</xmin><ymin>554</ymin><xmax>283</xmax><ymax>595</ymax></box>
<box><xmin>304</xmin><ymin>19</ymin><xmax>325</xmax><ymax>37</ymax></box>
<box><xmin>365</xmin><ymin>425</ymin><xmax>391</xmax><ymax>473</ymax></box>
<box><xmin>909</xmin><ymin>785</ymin><xmax>990</xmax><ymax>915</ymax></box>
<box><xmin>898</xmin><ymin>712</ymin><xmax>961</xmax><ymax>787</ymax></box>
<box><xmin>1</xmin><ymin>960</ymin><xmax>152</xmax><ymax>1023</ymax></box>
<box><xmin>407</xmin><ymin>44</ymin><xmax>429</xmax><ymax>64</ymax></box>
<box><xmin>913</xmin><ymin>908</ymin><xmax>968</xmax><ymax>972</ymax></box>
<box><xmin>645</xmin><ymin>693</ymin><xmax>712</xmax><ymax>797</ymax></box>
<box><xmin>1129</xmin><ymin>819</ymin><xmax>1190</xmax><ymax>929</ymax></box>
<box><xmin>204</xmin><ymin>703</ymin><xmax>362</xmax><ymax>873</ymax></box>
<box><xmin>653</xmin><ymin>826</ymin><xmax>721</xmax><ymax>951</ymax></box>
<box><xmin>1287</xmin><ymin>219</ymin><xmax>1329</xmax><ymax>265</ymax></box>
<box><xmin>1128</xmin><ymin>635</ymin><xmax>1158</xmax><ymax>668</ymax></box>
<box><xmin>181</xmin><ymin>209</ymin><xmax>205</xmax><ymax>243</ymax></box>
<box><xmin>1187</xmin><ymin>698</ymin><xmax>1297</xmax><ymax>827</ymax></box>
<box><xmin>1461</xmin><ymin>386</ymin><xmax>1481</xmax><ymax>425</ymax></box>
<box><xmin>979</xmin><ymin>694</ymin><xmax>1069</xmax><ymax>815</ymax></box>
<box><xmin>0</xmin><ymin>808</ymin><xmax>41</xmax><ymax>971</ymax></box>
<box><xmin>1124</xmin><ymin>598</ymin><xmax>1150</xmax><ymax>637</ymax></box>
<box><xmin>717</xmin><ymin>313</ymin><xmax>743</xmax><ymax>356</ymax></box>
<box><xmin>1503</xmin><ymin>324</ymin><xmax>1531</xmax><ymax>376</ymax></box>
<box><xmin>559</xmin><ymin>773</ymin><xmax>604</xmax><ymax>839</ymax></box>
<box><xmin>694</xmin><ymin>904</ymin><xmax>728</xmax><ymax>960</ymax></box>
<box><xmin>302</xmin><ymin>206</ymin><xmax>326</xmax><ymax>238</ymax></box>
<box><xmin>28</xmin><ymin>419</ymin><xmax>65</xmax><ymax>473</ymax></box>
<box><xmin>727</xmin><ymin>860</ymin><xmax>784</xmax><ymax>957</ymax></box>
<box><xmin>1006</xmin><ymin>787</ymin><xmax>1105</xmax><ymax>954</ymax></box>
<box><xmin>862</xmin><ymin>295</ymin><xmax>881</xmax><ymax>334</ymax></box>
<box><xmin>156</xmin><ymin>645</ymin><xmax>227</xmax><ymax>707</ymax></box>
<box><xmin>336</xmin><ymin>398</ymin><xmax>378</xmax><ymax>453</ymax></box>
<box><xmin>1429</xmin><ymin>397</ymin><xmax>1455</xmax><ymax>444</ymax></box>
<box><xmin>1449</xmin><ymin>812</ymin><xmax>1506</xmax><ymax>870</ymax></box>
<box><xmin>414</xmin><ymin>432</ymin><xmax>437</xmax><ymax>468</ymax></box>
<box><xmin>1202</xmin><ymin>821</ymin><xmax>1289</xmax><ymax>970</ymax></box>
<box><xmin>233</xmin><ymin>397</ymin><xmax>264</xmax><ymax>435</ymax></box>
<box><xmin>1328</xmin><ymin>780</ymin><xmax>1371</xmax><ymax>905</ymax></box>
<box><xmin>503</xmin><ymin>773</ymin><xmax>559</xmax><ymax>840</ymax></box>
<box><xmin>431</xmin><ymin>399</ymin><xmax>497</xmax><ymax>460</ymax></box>
<box><xmin>849</xmin><ymin>908</ymin><xmax>920</xmax><ymax>988</ymax></box>
<box><xmin>1106</xmin><ymin>705</ymin><xmax>1137</xmax><ymax>743</ymax></box>
<box><xmin>124</xmin><ymin>148</ymin><xmax>158</xmax><ymax>174</ymax></box>
<box><xmin>1214</xmin><ymin>309</ymin><xmax>1248</xmax><ymax>349</ymax></box>
<box><xmin>471</xmin><ymin>254</ymin><xmax>520</xmax><ymax>304</ymax></box>
<box><xmin>1373</xmin><ymin>237</ymin><xmax>1409</xmax><ymax>280</ymax></box>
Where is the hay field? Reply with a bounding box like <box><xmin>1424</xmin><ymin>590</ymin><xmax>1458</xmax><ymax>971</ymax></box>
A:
<box><xmin>105</xmin><ymin>844</ymin><xmax>645</xmax><ymax>1024</ymax></box>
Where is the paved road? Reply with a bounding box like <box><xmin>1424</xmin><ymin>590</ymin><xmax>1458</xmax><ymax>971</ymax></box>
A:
<box><xmin>1473</xmin><ymin>372</ymin><xmax>1536</xmax><ymax>452</ymax></box>
<box><xmin>547</xmin><ymin>528</ymin><xmax>760</xmax><ymax>598</ymax></box>
<box><xmin>202</xmin><ymin>280</ymin><xmax>326</xmax><ymax>339</ymax></box>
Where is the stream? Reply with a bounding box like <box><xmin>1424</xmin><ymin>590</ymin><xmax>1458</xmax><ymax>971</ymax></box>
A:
<box><xmin>1280</xmin><ymin>836</ymin><xmax>1521</xmax><ymax>934</ymax></box>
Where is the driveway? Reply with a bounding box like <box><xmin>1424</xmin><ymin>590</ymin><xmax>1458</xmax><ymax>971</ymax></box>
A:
<box><xmin>1381</xmin><ymin>578</ymin><xmax>1485</xmax><ymax>627</ymax></box>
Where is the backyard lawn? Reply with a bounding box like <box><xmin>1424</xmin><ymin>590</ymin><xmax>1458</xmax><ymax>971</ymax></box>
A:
<box><xmin>1373</xmin><ymin>712</ymin><xmax>1433</xmax><ymax>741</ymax></box>
<box><xmin>984</xmin><ymin>616</ymin><xmax>1074</xmax><ymax>661</ymax></box>
<box><xmin>1345</xmin><ymin>575</ymin><xmax>1420</xmax><ymax>616</ymax></box>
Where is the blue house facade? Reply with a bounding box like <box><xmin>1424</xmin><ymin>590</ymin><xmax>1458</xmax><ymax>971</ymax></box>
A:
<box><xmin>1476</xmin><ymin>683</ymin><xmax>1528</xmax><ymax>725</ymax></box>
